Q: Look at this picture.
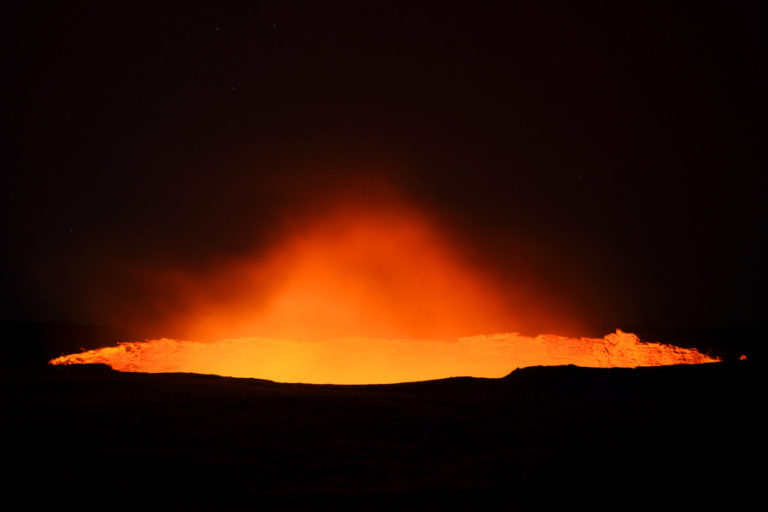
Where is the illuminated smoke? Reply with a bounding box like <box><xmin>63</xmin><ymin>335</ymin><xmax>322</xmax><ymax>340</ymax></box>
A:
<box><xmin>52</xmin><ymin>192</ymin><xmax>719</xmax><ymax>383</ymax></box>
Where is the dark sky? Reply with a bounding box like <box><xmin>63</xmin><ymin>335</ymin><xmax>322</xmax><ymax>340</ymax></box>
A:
<box><xmin>5</xmin><ymin>2</ymin><xmax>764</xmax><ymax>334</ymax></box>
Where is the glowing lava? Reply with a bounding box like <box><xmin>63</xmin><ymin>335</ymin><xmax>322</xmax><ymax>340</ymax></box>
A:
<box><xmin>50</xmin><ymin>331</ymin><xmax>718</xmax><ymax>384</ymax></box>
<box><xmin>50</xmin><ymin>195</ymin><xmax>720</xmax><ymax>383</ymax></box>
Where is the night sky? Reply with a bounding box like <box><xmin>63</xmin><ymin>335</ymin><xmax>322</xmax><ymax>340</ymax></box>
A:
<box><xmin>5</xmin><ymin>2</ymin><xmax>764</xmax><ymax>336</ymax></box>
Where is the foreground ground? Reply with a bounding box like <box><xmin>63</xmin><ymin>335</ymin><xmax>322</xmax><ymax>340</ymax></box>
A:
<box><xmin>1</xmin><ymin>359</ymin><xmax>761</xmax><ymax>508</ymax></box>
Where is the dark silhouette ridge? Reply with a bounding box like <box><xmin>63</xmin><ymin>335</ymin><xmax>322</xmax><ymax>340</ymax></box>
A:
<box><xmin>2</xmin><ymin>358</ymin><xmax>760</xmax><ymax>507</ymax></box>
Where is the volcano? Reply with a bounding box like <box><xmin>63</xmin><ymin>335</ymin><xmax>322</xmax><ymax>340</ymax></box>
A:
<box><xmin>47</xmin><ymin>201</ymin><xmax>718</xmax><ymax>383</ymax></box>
<box><xmin>6</xmin><ymin>2</ymin><xmax>762</xmax><ymax>506</ymax></box>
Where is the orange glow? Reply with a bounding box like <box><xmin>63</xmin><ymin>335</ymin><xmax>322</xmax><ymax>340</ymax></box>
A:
<box><xmin>49</xmin><ymin>331</ymin><xmax>718</xmax><ymax>384</ymax></box>
<box><xmin>52</xmin><ymin>194</ymin><xmax>720</xmax><ymax>383</ymax></box>
<box><xmin>138</xmin><ymin>197</ymin><xmax>542</xmax><ymax>342</ymax></box>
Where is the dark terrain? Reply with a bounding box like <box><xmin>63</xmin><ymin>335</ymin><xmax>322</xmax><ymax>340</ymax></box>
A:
<box><xmin>1</xmin><ymin>323</ymin><xmax>762</xmax><ymax>508</ymax></box>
